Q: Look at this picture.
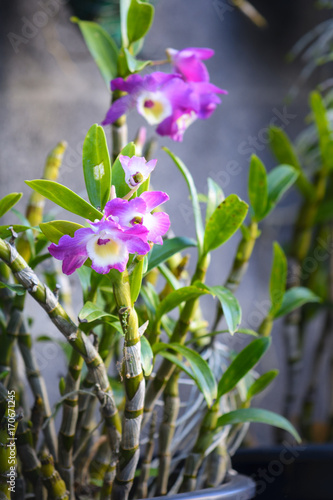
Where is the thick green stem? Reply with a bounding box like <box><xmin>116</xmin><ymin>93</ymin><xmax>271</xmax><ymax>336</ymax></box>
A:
<box><xmin>144</xmin><ymin>255</ymin><xmax>209</xmax><ymax>421</ymax></box>
<box><xmin>58</xmin><ymin>349</ymin><xmax>83</xmax><ymax>498</ymax></box>
<box><xmin>40</xmin><ymin>452</ymin><xmax>68</xmax><ymax>500</ymax></box>
<box><xmin>205</xmin><ymin>444</ymin><xmax>229</xmax><ymax>488</ymax></box>
<box><xmin>17</xmin><ymin>321</ymin><xmax>58</xmax><ymax>461</ymax></box>
<box><xmin>16</xmin><ymin>420</ymin><xmax>44</xmax><ymax>498</ymax></box>
<box><xmin>135</xmin><ymin>412</ymin><xmax>156</xmax><ymax>499</ymax></box>
<box><xmin>180</xmin><ymin>401</ymin><xmax>219</xmax><ymax>492</ymax></box>
<box><xmin>111</xmin><ymin>93</ymin><xmax>128</xmax><ymax>162</ymax></box>
<box><xmin>111</xmin><ymin>270</ymin><xmax>144</xmax><ymax>500</ymax></box>
<box><xmin>100</xmin><ymin>461</ymin><xmax>117</xmax><ymax>500</ymax></box>
<box><xmin>0</xmin><ymin>238</ymin><xmax>121</xmax><ymax>460</ymax></box>
<box><xmin>212</xmin><ymin>221</ymin><xmax>258</xmax><ymax>332</ymax></box>
<box><xmin>156</xmin><ymin>373</ymin><xmax>180</xmax><ymax>496</ymax></box>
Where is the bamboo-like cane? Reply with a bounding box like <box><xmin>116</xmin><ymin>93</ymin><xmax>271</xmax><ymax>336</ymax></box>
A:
<box><xmin>111</xmin><ymin>270</ymin><xmax>145</xmax><ymax>500</ymax></box>
<box><xmin>0</xmin><ymin>401</ymin><xmax>20</xmax><ymax>499</ymax></box>
<box><xmin>17</xmin><ymin>141</ymin><xmax>67</xmax><ymax>262</ymax></box>
<box><xmin>0</xmin><ymin>384</ymin><xmax>7</xmax><ymax>422</ymax></box>
<box><xmin>17</xmin><ymin>321</ymin><xmax>58</xmax><ymax>462</ymax></box>
<box><xmin>180</xmin><ymin>401</ymin><xmax>219</xmax><ymax>493</ymax></box>
<box><xmin>156</xmin><ymin>373</ymin><xmax>180</xmax><ymax>496</ymax></box>
<box><xmin>40</xmin><ymin>452</ymin><xmax>69</xmax><ymax>500</ymax></box>
<box><xmin>100</xmin><ymin>461</ymin><xmax>117</xmax><ymax>500</ymax></box>
<box><xmin>135</xmin><ymin>411</ymin><xmax>156</xmax><ymax>499</ymax></box>
<box><xmin>16</xmin><ymin>420</ymin><xmax>44</xmax><ymax>498</ymax></box>
<box><xmin>89</xmin><ymin>436</ymin><xmax>111</xmax><ymax>487</ymax></box>
<box><xmin>58</xmin><ymin>349</ymin><xmax>83</xmax><ymax>498</ymax></box>
<box><xmin>212</xmin><ymin>220</ymin><xmax>258</xmax><ymax>332</ymax></box>
<box><xmin>144</xmin><ymin>256</ymin><xmax>209</xmax><ymax>423</ymax></box>
<box><xmin>204</xmin><ymin>443</ymin><xmax>229</xmax><ymax>488</ymax></box>
<box><xmin>0</xmin><ymin>238</ymin><xmax>121</xmax><ymax>459</ymax></box>
<box><xmin>0</xmin><ymin>293</ymin><xmax>25</xmax><ymax>383</ymax></box>
<box><xmin>111</xmin><ymin>93</ymin><xmax>128</xmax><ymax>162</ymax></box>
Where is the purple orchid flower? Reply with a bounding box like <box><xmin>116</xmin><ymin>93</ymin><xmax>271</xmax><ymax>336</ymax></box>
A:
<box><xmin>119</xmin><ymin>155</ymin><xmax>157</xmax><ymax>188</ymax></box>
<box><xmin>48</xmin><ymin>219</ymin><xmax>150</xmax><ymax>275</ymax></box>
<box><xmin>166</xmin><ymin>47</ymin><xmax>215</xmax><ymax>83</ymax></box>
<box><xmin>105</xmin><ymin>191</ymin><xmax>170</xmax><ymax>245</ymax></box>
<box><xmin>102</xmin><ymin>72</ymin><xmax>194</xmax><ymax>128</ymax></box>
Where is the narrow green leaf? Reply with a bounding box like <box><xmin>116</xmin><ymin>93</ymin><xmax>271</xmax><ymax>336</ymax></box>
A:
<box><xmin>40</xmin><ymin>220</ymin><xmax>84</xmax><ymax>244</ymax></box>
<box><xmin>154</xmin><ymin>342</ymin><xmax>217</xmax><ymax>407</ymax></box>
<box><xmin>217</xmin><ymin>408</ymin><xmax>301</xmax><ymax>442</ymax></box>
<box><xmin>217</xmin><ymin>337</ymin><xmax>271</xmax><ymax>399</ymax></box>
<box><xmin>269</xmin><ymin>242</ymin><xmax>287</xmax><ymax>316</ymax></box>
<box><xmin>0</xmin><ymin>371</ymin><xmax>9</xmax><ymax>381</ymax></box>
<box><xmin>83</xmin><ymin>124</ymin><xmax>111</xmax><ymax>210</ymax></box>
<box><xmin>310</xmin><ymin>91</ymin><xmax>333</xmax><ymax>170</ymax></box>
<box><xmin>0</xmin><ymin>281</ymin><xmax>25</xmax><ymax>295</ymax></box>
<box><xmin>163</xmin><ymin>147</ymin><xmax>204</xmax><ymax>256</ymax></box>
<box><xmin>264</xmin><ymin>165</ymin><xmax>298</xmax><ymax>217</ymax></box>
<box><xmin>123</xmin><ymin>48</ymin><xmax>151</xmax><ymax>73</ymax></box>
<box><xmin>146</xmin><ymin>237</ymin><xmax>197</xmax><ymax>274</ymax></box>
<box><xmin>248</xmin><ymin>155</ymin><xmax>268</xmax><ymax>222</ymax></box>
<box><xmin>120</xmin><ymin>0</ymin><xmax>131</xmax><ymax>46</ymax></box>
<box><xmin>247</xmin><ymin>370</ymin><xmax>278</xmax><ymax>400</ymax></box>
<box><xmin>204</xmin><ymin>194</ymin><xmax>248</xmax><ymax>254</ymax></box>
<box><xmin>78</xmin><ymin>301</ymin><xmax>119</xmax><ymax>324</ymax></box>
<box><xmin>141</xmin><ymin>335</ymin><xmax>153</xmax><ymax>376</ymax></box>
<box><xmin>156</xmin><ymin>285</ymin><xmax>209</xmax><ymax>321</ymax></box>
<box><xmin>274</xmin><ymin>287</ymin><xmax>321</xmax><ymax>319</ymax></box>
<box><xmin>269</xmin><ymin>126</ymin><xmax>313</xmax><ymax>200</ymax></box>
<box><xmin>0</xmin><ymin>225</ymin><xmax>32</xmax><ymax>239</ymax></box>
<box><xmin>112</xmin><ymin>142</ymin><xmax>136</xmax><ymax>198</ymax></box>
<box><xmin>0</xmin><ymin>193</ymin><xmax>22</xmax><ymax>218</ymax></box>
<box><xmin>73</xmin><ymin>19</ymin><xmax>119</xmax><ymax>86</ymax></box>
<box><xmin>130</xmin><ymin>259</ymin><xmax>144</xmax><ymax>305</ymax></box>
<box><xmin>25</xmin><ymin>180</ymin><xmax>103</xmax><ymax>221</ymax></box>
<box><xmin>127</xmin><ymin>0</ymin><xmax>154</xmax><ymax>44</ymax></box>
<box><xmin>158</xmin><ymin>263</ymin><xmax>181</xmax><ymax>291</ymax></box>
<box><xmin>206</xmin><ymin>178</ymin><xmax>225</xmax><ymax>222</ymax></box>
<box><xmin>204</xmin><ymin>285</ymin><xmax>241</xmax><ymax>334</ymax></box>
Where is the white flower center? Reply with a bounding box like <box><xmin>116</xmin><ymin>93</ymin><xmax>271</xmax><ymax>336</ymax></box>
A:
<box><xmin>137</xmin><ymin>91</ymin><xmax>172</xmax><ymax>125</ymax></box>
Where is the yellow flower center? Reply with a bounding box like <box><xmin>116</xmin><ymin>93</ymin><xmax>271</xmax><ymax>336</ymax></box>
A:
<box><xmin>94</xmin><ymin>238</ymin><xmax>120</xmax><ymax>258</ymax></box>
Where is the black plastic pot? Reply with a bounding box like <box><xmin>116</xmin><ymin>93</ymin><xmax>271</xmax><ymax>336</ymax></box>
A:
<box><xmin>232</xmin><ymin>444</ymin><xmax>333</xmax><ymax>500</ymax></box>
<box><xmin>144</xmin><ymin>472</ymin><xmax>255</xmax><ymax>500</ymax></box>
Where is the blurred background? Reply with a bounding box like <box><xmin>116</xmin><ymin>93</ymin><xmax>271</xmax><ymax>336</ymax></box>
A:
<box><xmin>0</xmin><ymin>0</ymin><xmax>331</xmax><ymax>447</ymax></box>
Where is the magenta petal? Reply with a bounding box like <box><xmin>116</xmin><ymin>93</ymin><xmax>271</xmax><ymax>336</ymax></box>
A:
<box><xmin>102</xmin><ymin>95</ymin><xmax>132</xmax><ymax>125</ymax></box>
<box><xmin>143</xmin><ymin>212</ymin><xmax>170</xmax><ymax>244</ymax></box>
<box><xmin>105</xmin><ymin>197</ymin><xmax>147</xmax><ymax>227</ymax></box>
<box><xmin>111</xmin><ymin>74</ymin><xmax>144</xmax><ymax>93</ymax></box>
<box><xmin>185</xmin><ymin>48</ymin><xmax>215</xmax><ymax>60</ymax></box>
<box><xmin>48</xmin><ymin>227</ymin><xmax>92</xmax><ymax>275</ymax></box>
<box><xmin>140</xmin><ymin>191</ymin><xmax>169</xmax><ymax>212</ymax></box>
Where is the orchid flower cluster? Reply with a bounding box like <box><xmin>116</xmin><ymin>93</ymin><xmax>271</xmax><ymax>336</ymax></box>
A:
<box><xmin>0</xmin><ymin>4</ymin><xmax>318</xmax><ymax>500</ymax></box>
<box><xmin>49</xmin><ymin>156</ymin><xmax>169</xmax><ymax>275</ymax></box>
<box><xmin>103</xmin><ymin>48</ymin><xmax>227</xmax><ymax>141</ymax></box>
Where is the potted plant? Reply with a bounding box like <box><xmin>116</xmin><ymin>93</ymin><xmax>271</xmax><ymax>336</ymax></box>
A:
<box><xmin>0</xmin><ymin>2</ymin><xmax>318</xmax><ymax>499</ymax></box>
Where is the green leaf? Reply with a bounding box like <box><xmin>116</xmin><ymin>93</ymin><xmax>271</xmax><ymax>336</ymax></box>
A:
<box><xmin>274</xmin><ymin>287</ymin><xmax>321</xmax><ymax>319</ymax></box>
<box><xmin>112</xmin><ymin>142</ymin><xmax>136</xmax><ymax>198</ymax></box>
<box><xmin>269</xmin><ymin>126</ymin><xmax>314</xmax><ymax>200</ymax></box>
<box><xmin>0</xmin><ymin>371</ymin><xmax>9</xmax><ymax>381</ymax></box>
<box><xmin>78</xmin><ymin>301</ymin><xmax>119</xmax><ymax>324</ymax></box>
<box><xmin>265</xmin><ymin>165</ymin><xmax>299</xmax><ymax>217</ymax></box>
<box><xmin>25</xmin><ymin>180</ymin><xmax>103</xmax><ymax>221</ymax></box>
<box><xmin>154</xmin><ymin>342</ymin><xmax>217</xmax><ymax>407</ymax></box>
<box><xmin>127</xmin><ymin>0</ymin><xmax>154</xmax><ymax>45</ymax></box>
<box><xmin>269</xmin><ymin>242</ymin><xmax>287</xmax><ymax>317</ymax></box>
<box><xmin>203</xmin><ymin>194</ymin><xmax>248</xmax><ymax>255</ymax></box>
<box><xmin>0</xmin><ymin>225</ymin><xmax>32</xmax><ymax>239</ymax></box>
<box><xmin>203</xmin><ymin>285</ymin><xmax>241</xmax><ymax>334</ymax></box>
<box><xmin>163</xmin><ymin>147</ymin><xmax>204</xmax><ymax>256</ymax></box>
<box><xmin>72</xmin><ymin>19</ymin><xmax>118</xmax><ymax>86</ymax></box>
<box><xmin>310</xmin><ymin>91</ymin><xmax>333</xmax><ymax>170</ymax></box>
<box><xmin>156</xmin><ymin>285</ymin><xmax>209</xmax><ymax>321</ymax></box>
<box><xmin>0</xmin><ymin>193</ymin><xmax>22</xmax><ymax>218</ymax></box>
<box><xmin>206</xmin><ymin>178</ymin><xmax>225</xmax><ymax>222</ymax></box>
<box><xmin>248</xmin><ymin>155</ymin><xmax>268</xmax><ymax>222</ymax></box>
<box><xmin>217</xmin><ymin>408</ymin><xmax>301</xmax><ymax>442</ymax></box>
<box><xmin>146</xmin><ymin>237</ymin><xmax>197</xmax><ymax>274</ymax></box>
<box><xmin>130</xmin><ymin>259</ymin><xmax>144</xmax><ymax>305</ymax></box>
<box><xmin>0</xmin><ymin>281</ymin><xmax>25</xmax><ymax>295</ymax></box>
<box><xmin>141</xmin><ymin>335</ymin><xmax>153</xmax><ymax>376</ymax></box>
<box><xmin>247</xmin><ymin>370</ymin><xmax>278</xmax><ymax>401</ymax></box>
<box><xmin>82</xmin><ymin>124</ymin><xmax>111</xmax><ymax>210</ymax></box>
<box><xmin>40</xmin><ymin>220</ymin><xmax>85</xmax><ymax>244</ymax></box>
<box><xmin>120</xmin><ymin>0</ymin><xmax>131</xmax><ymax>46</ymax></box>
<box><xmin>217</xmin><ymin>337</ymin><xmax>271</xmax><ymax>399</ymax></box>
<box><xmin>123</xmin><ymin>48</ymin><xmax>151</xmax><ymax>73</ymax></box>
<box><xmin>158</xmin><ymin>263</ymin><xmax>180</xmax><ymax>291</ymax></box>
<box><xmin>11</xmin><ymin>209</ymin><xmax>36</xmax><ymax>258</ymax></box>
